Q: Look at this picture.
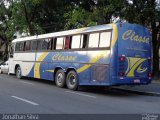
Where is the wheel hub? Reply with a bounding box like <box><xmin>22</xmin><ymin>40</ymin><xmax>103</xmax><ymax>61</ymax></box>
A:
<box><xmin>57</xmin><ymin>73</ymin><xmax>63</xmax><ymax>83</ymax></box>
<box><xmin>69</xmin><ymin>75</ymin><xmax>76</xmax><ymax>85</ymax></box>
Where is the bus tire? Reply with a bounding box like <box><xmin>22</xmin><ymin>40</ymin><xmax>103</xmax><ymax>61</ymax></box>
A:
<box><xmin>16</xmin><ymin>66</ymin><xmax>22</xmax><ymax>79</ymax></box>
<box><xmin>55</xmin><ymin>69</ymin><xmax>66</xmax><ymax>88</ymax></box>
<box><xmin>66</xmin><ymin>70</ymin><xmax>78</xmax><ymax>91</ymax></box>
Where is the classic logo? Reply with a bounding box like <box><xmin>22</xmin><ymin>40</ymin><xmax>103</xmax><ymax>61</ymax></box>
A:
<box><xmin>52</xmin><ymin>53</ymin><xmax>77</xmax><ymax>61</ymax></box>
<box><xmin>122</xmin><ymin>30</ymin><xmax>150</xmax><ymax>44</ymax></box>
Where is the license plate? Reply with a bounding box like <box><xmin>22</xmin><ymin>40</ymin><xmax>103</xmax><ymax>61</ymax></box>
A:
<box><xmin>134</xmin><ymin>79</ymin><xmax>140</xmax><ymax>83</ymax></box>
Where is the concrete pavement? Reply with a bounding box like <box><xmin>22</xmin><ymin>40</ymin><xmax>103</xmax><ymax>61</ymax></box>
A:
<box><xmin>113</xmin><ymin>79</ymin><xmax>160</xmax><ymax>96</ymax></box>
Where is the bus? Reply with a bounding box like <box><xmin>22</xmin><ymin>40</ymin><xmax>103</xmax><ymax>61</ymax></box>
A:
<box><xmin>8</xmin><ymin>23</ymin><xmax>152</xmax><ymax>90</ymax></box>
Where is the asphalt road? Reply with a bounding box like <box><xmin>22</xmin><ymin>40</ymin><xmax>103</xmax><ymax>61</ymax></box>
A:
<box><xmin>0</xmin><ymin>74</ymin><xmax>160</xmax><ymax>114</ymax></box>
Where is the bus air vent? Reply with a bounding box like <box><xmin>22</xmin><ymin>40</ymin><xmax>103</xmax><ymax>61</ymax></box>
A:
<box><xmin>91</xmin><ymin>65</ymin><xmax>108</xmax><ymax>82</ymax></box>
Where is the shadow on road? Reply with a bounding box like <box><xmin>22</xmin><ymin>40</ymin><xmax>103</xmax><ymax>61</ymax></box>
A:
<box><xmin>78</xmin><ymin>86</ymin><xmax>137</xmax><ymax>97</ymax></box>
<box><xmin>8</xmin><ymin>74</ymin><xmax>138</xmax><ymax>97</ymax></box>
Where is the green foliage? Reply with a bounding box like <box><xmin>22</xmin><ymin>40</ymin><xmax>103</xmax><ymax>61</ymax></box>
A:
<box><xmin>64</xmin><ymin>8</ymin><xmax>97</xmax><ymax>29</ymax></box>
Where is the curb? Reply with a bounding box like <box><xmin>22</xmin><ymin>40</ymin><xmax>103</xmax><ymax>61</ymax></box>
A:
<box><xmin>112</xmin><ymin>88</ymin><xmax>160</xmax><ymax>97</ymax></box>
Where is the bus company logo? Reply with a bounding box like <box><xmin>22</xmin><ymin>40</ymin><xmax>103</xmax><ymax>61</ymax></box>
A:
<box><xmin>136</xmin><ymin>64</ymin><xmax>147</xmax><ymax>73</ymax></box>
<box><xmin>122</xmin><ymin>30</ymin><xmax>150</xmax><ymax>44</ymax></box>
<box><xmin>52</xmin><ymin>53</ymin><xmax>77</xmax><ymax>61</ymax></box>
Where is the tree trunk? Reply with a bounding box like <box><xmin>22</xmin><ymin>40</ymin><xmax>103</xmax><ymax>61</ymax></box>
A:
<box><xmin>22</xmin><ymin>0</ymin><xmax>34</xmax><ymax>35</ymax></box>
<box><xmin>151</xmin><ymin>22</ymin><xmax>159</xmax><ymax>79</ymax></box>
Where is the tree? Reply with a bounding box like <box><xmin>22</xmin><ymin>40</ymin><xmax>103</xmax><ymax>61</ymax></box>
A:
<box><xmin>64</xmin><ymin>0</ymin><xmax>125</xmax><ymax>29</ymax></box>
<box><xmin>0</xmin><ymin>0</ymin><xmax>13</xmax><ymax>60</ymax></box>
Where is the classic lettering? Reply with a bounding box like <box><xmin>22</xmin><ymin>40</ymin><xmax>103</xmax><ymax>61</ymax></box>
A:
<box><xmin>122</xmin><ymin>30</ymin><xmax>150</xmax><ymax>44</ymax></box>
<box><xmin>52</xmin><ymin>53</ymin><xmax>77</xmax><ymax>61</ymax></box>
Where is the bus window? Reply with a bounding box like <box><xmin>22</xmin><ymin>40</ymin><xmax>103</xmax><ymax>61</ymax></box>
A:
<box><xmin>15</xmin><ymin>42</ymin><xmax>24</xmax><ymax>51</ymax></box>
<box><xmin>42</xmin><ymin>39</ymin><xmax>50</xmax><ymax>50</ymax></box>
<box><xmin>37</xmin><ymin>40</ymin><xmax>42</xmax><ymax>50</ymax></box>
<box><xmin>15</xmin><ymin>43</ymin><xmax>20</xmax><ymax>51</ymax></box>
<box><xmin>19</xmin><ymin>42</ymin><xmax>24</xmax><ymax>51</ymax></box>
<box><xmin>31</xmin><ymin>41</ymin><xmax>37</xmax><ymax>50</ymax></box>
<box><xmin>56</xmin><ymin>37</ymin><xmax>64</xmax><ymax>49</ymax></box>
<box><xmin>99</xmin><ymin>32</ymin><xmax>111</xmax><ymax>48</ymax></box>
<box><xmin>88</xmin><ymin>33</ymin><xmax>99</xmax><ymax>48</ymax></box>
<box><xmin>25</xmin><ymin>41</ymin><xmax>31</xmax><ymax>51</ymax></box>
<box><xmin>80</xmin><ymin>34</ymin><xmax>88</xmax><ymax>48</ymax></box>
<box><xmin>71</xmin><ymin>35</ymin><xmax>81</xmax><ymax>49</ymax></box>
<box><xmin>48</xmin><ymin>38</ymin><xmax>52</xmax><ymax>50</ymax></box>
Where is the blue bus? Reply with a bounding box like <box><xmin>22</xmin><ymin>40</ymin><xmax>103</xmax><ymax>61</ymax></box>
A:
<box><xmin>8</xmin><ymin>23</ymin><xmax>152</xmax><ymax>90</ymax></box>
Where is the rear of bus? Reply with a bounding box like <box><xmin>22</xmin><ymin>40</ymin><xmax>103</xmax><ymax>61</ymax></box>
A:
<box><xmin>113</xmin><ymin>23</ymin><xmax>152</xmax><ymax>85</ymax></box>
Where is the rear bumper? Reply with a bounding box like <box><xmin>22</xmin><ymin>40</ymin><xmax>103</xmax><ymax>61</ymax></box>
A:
<box><xmin>111</xmin><ymin>77</ymin><xmax>152</xmax><ymax>86</ymax></box>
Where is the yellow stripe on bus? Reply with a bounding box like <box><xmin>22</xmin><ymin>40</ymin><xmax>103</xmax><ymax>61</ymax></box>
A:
<box><xmin>77</xmin><ymin>52</ymin><xmax>105</xmax><ymax>73</ymax></box>
<box><xmin>45</xmin><ymin>70</ymin><xmax>54</xmax><ymax>73</ymax></box>
<box><xmin>109</xmin><ymin>23</ymin><xmax>118</xmax><ymax>47</ymax></box>
<box><xmin>34</xmin><ymin>52</ymin><xmax>49</xmax><ymax>78</ymax></box>
<box><xmin>126</xmin><ymin>58</ymin><xmax>147</xmax><ymax>77</ymax></box>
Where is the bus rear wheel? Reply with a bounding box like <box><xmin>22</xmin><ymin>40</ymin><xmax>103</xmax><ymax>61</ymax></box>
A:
<box><xmin>55</xmin><ymin>69</ymin><xmax>66</xmax><ymax>88</ymax></box>
<box><xmin>66</xmin><ymin>70</ymin><xmax>78</xmax><ymax>91</ymax></box>
<box><xmin>16</xmin><ymin>66</ymin><xmax>22</xmax><ymax>79</ymax></box>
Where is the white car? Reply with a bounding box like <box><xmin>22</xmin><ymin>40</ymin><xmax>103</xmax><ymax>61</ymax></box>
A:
<box><xmin>0</xmin><ymin>61</ymin><xmax>9</xmax><ymax>74</ymax></box>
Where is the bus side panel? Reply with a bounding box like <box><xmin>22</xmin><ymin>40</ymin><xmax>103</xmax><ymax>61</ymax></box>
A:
<box><xmin>26</xmin><ymin>50</ymin><xmax>111</xmax><ymax>85</ymax></box>
<box><xmin>13</xmin><ymin>52</ymin><xmax>36</xmax><ymax>77</ymax></box>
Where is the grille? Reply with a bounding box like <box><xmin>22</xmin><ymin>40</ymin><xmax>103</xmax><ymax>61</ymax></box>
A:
<box><xmin>91</xmin><ymin>65</ymin><xmax>108</xmax><ymax>82</ymax></box>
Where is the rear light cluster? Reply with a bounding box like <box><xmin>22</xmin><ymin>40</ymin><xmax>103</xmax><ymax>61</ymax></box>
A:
<box><xmin>118</xmin><ymin>55</ymin><xmax>126</xmax><ymax>76</ymax></box>
<box><xmin>147</xmin><ymin>57</ymin><xmax>152</xmax><ymax>78</ymax></box>
<box><xmin>148</xmin><ymin>73</ymin><xmax>152</xmax><ymax>78</ymax></box>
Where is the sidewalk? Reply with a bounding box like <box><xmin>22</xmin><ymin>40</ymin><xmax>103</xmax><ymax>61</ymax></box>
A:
<box><xmin>113</xmin><ymin>80</ymin><xmax>160</xmax><ymax>96</ymax></box>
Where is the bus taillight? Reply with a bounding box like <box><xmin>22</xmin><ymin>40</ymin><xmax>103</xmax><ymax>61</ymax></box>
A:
<box><xmin>118</xmin><ymin>55</ymin><xmax>126</xmax><ymax>77</ymax></box>
<box><xmin>118</xmin><ymin>72</ymin><xmax>124</xmax><ymax>76</ymax></box>
<box><xmin>148</xmin><ymin>73</ymin><xmax>152</xmax><ymax>78</ymax></box>
<box><xmin>119</xmin><ymin>56</ymin><xmax>125</xmax><ymax>61</ymax></box>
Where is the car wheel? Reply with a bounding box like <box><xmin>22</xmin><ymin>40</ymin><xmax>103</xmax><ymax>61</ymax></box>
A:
<box><xmin>16</xmin><ymin>66</ymin><xmax>22</xmax><ymax>79</ymax></box>
<box><xmin>66</xmin><ymin>70</ymin><xmax>78</xmax><ymax>91</ymax></box>
<box><xmin>55</xmin><ymin>69</ymin><xmax>66</xmax><ymax>88</ymax></box>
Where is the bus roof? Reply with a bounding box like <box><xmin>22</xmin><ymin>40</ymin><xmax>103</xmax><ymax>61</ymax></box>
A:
<box><xmin>12</xmin><ymin>24</ymin><xmax>113</xmax><ymax>43</ymax></box>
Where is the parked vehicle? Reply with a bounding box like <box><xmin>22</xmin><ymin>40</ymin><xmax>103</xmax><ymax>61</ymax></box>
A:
<box><xmin>8</xmin><ymin>23</ymin><xmax>152</xmax><ymax>90</ymax></box>
<box><xmin>0</xmin><ymin>61</ymin><xmax>9</xmax><ymax>74</ymax></box>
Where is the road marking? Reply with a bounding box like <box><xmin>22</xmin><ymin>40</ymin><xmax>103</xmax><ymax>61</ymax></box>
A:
<box><xmin>20</xmin><ymin>81</ymin><xmax>34</xmax><ymax>85</ymax></box>
<box><xmin>11</xmin><ymin>96</ymin><xmax>39</xmax><ymax>106</ymax></box>
<box><xmin>65</xmin><ymin>91</ymin><xmax>96</xmax><ymax>99</ymax></box>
